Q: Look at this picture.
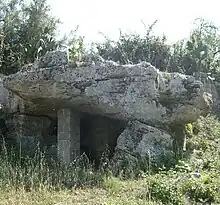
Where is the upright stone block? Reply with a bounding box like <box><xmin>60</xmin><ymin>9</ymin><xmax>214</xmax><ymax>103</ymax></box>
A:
<box><xmin>6</xmin><ymin>98</ymin><xmax>51</xmax><ymax>153</ymax></box>
<box><xmin>57</xmin><ymin>109</ymin><xmax>80</xmax><ymax>164</ymax></box>
<box><xmin>6</xmin><ymin>113</ymin><xmax>51</xmax><ymax>153</ymax></box>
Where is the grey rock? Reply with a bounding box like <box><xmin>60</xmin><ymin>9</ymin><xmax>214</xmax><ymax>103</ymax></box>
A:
<box><xmin>3</xmin><ymin>53</ymin><xmax>212</xmax><ymax>126</ymax></box>
<box><xmin>6</xmin><ymin>113</ymin><xmax>51</xmax><ymax>152</ymax></box>
<box><xmin>37</xmin><ymin>50</ymin><xmax>68</xmax><ymax>68</ymax></box>
<box><xmin>0</xmin><ymin>75</ymin><xmax>9</xmax><ymax>107</ymax></box>
<box><xmin>115</xmin><ymin>121</ymin><xmax>173</xmax><ymax>162</ymax></box>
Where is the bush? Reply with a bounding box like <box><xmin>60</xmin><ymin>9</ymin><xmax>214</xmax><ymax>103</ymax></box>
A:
<box><xmin>148</xmin><ymin>173</ymin><xmax>185</xmax><ymax>205</ymax></box>
<box><xmin>185</xmin><ymin>115</ymin><xmax>220</xmax><ymax>171</ymax></box>
<box><xmin>146</xmin><ymin>170</ymin><xmax>220</xmax><ymax>205</ymax></box>
<box><xmin>182</xmin><ymin>173</ymin><xmax>220</xmax><ymax>204</ymax></box>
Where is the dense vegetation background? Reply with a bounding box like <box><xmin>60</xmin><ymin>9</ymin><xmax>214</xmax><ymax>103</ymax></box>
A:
<box><xmin>1</xmin><ymin>0</ymin><xmax>220</xmax><ymax>79</ymax></box>
<box><xmin>0</xmin><ymin>0</ymin><xmax>220</xmax><ymax>204</ymax></box>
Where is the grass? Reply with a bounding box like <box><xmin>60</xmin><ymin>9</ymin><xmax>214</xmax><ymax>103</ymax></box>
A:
<box><xmin>0</xmin><ymin>145</ymin><xmax>158</xmax><ymax>205</ymax></box>
<box><xmin>0</xmin><ymin>179</ymin><xmax>159</xmax><ymax>205</ymax></box>
<box><xmin>0</xmin><ymin>114</ymin><xmax>220</xmax><ymax>204</ymax></box>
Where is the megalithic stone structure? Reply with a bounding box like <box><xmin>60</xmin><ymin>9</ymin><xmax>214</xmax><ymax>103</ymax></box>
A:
<box><xmin>57</xmin><ymin>109</ymin><xmax>81</xmax><ymax>164</ymax></box>
<box><xmin>2</xmin><ymin>50</ymin><xmax>213</xmax><ymax>166</ymax></box>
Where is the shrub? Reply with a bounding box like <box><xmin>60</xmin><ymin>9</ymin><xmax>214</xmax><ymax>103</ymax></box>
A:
<box><xmin>182</xmin><ymin>173</ymin><xmax>220</xmax><ymax>204</ymax></box>
<box><xmin>148</xmin><ymin>173</ymin><xmax>185</xmax><ymax>205</ymax></box>
<box><xmin>185</xmin><ymin>115</ymin><xmax>220</xmax><ymax>171</ymax></box>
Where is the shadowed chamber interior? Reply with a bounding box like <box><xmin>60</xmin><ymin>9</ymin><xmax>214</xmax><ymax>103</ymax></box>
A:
<box><xmin>80</xmin><ymin>113</ymin><xmax>126</xmax><ymax>163</ymax></box>
<box><xmin>42</xmin><ymin>111</ymin><xmax>126</xmax><ymax>163</ymax></box>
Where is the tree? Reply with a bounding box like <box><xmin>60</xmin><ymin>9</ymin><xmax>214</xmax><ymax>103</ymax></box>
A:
<box><xmin>181</xmin><ymin>18</ymin><xmax>220</xmax><ymax>75</ymax></box>
<box><xmin>93</xmin><ymin>18</ymin><xmax>220</xmax><ymax>77</ymax></box>
<box><xmin>0</xmin><ymin>0</ymin><xmax>62</xmax><ymax>75</ymax></box>
<box><xmin>96</xmin><ymin>21</ymin><xmax>172</xmax><ymax>72</ymax></box>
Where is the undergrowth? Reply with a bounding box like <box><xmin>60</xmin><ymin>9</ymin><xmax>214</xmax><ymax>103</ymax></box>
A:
<box><xmin>0</xmin><ymin>114</ymin><xmax>219</xmax><ymax>204</ymax></box>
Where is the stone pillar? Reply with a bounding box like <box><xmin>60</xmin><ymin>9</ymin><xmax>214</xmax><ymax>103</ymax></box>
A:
<box><xmin>57</xmin><ymin>109</ymin><xmax>80</xmax><ymax>164</ymax></box>
<box><xmin>170</xmin><ymin>124</ymin><xmax>186</xmax><ymax>154</ymax></box>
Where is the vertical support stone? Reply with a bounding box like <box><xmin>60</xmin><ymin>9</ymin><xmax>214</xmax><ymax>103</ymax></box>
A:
<box><xmin>6</xmin><ymin>98</ymin><xmax>51</xmax><ymax>153</ymax></box>
<box><xmin>17</xmin><ymin>114</ymin><xmax>51</xmax><ymax>152</ymax></box>
<box><xmin>170</xmin><ymin>124</ymin><xmax>186</xmax><ymax>154</ymax></box>
<box><xmin>57</xmin><ymin>109</ymin><xmax>80</xmax><ymax>164</ymax></box>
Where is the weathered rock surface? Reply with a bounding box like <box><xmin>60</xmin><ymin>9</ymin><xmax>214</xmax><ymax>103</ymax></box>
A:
<box><xmin>6</xmin><ymin>113</ymin><xmax>51</xmax><ymax>151</ymax></box>
<box><xmin>115</xmin><ymin>121</ymin><xmax>172</xmax><ymax>162</ymax></box>
<box><xmin>0</xmin><ymin>75</ymin><xmax>9</xmax><ymax>107</ymax></box>
<box><xmin>3</xmin><ymin>52</ymin><xmax>212</xmax><ymax>126</ymax></box>
<box><xmin>2</xmin><ymin>51</ymin><xmax>213</xmax><ymax>162</ymax></box>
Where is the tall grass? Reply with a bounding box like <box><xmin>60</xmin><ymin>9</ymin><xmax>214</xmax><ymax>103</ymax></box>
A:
<box><xmin>0</xmin><ymin>114</ymin><xmax>219</xmax><ymax>204</ymax></box>
<box><xmin>0</xmin><ymin>142</ymin><xmax>106</xmax><ymax>191</ymax></box>
<box><xmin>0</xmin><ymin>143</ymin><xmax>150</xmax><ymax>192</ymax></box>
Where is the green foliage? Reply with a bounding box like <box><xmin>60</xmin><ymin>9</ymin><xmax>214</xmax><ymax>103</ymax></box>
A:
<box><xmin>20</xmin><ymin>0</ymin><xmax>61</xmax><ymax>62</ymax></box>
<box><xmin>183</xmin><ymin>116</ymin><xmax>220</xmax><ymax>173</ymax></box>
<box><xmin>145</xmin><ymin>115</ymin><xmax>220</xmax><ymax>204</ymax></box>
<box><xmin>93</xmin><ymin>18</ymin><xmax>220</xmax><ymax>78</ymax></box>
<box><xmin>0</xmin><ymin>3</ymin><xmax>220</xmax><ymax>78</ymax></box>
<box><xmin>183</xmin><ymin>18</ymin><xmax>220</xmax><ymax>75</ymax></box>
<box><xmin>0</xmin><ymin>6</ymin><xmax>219</xmax><ymax>78</ymax></box>
<box><xmin>185</xmin><ymin>123</ymin><xmax>193</xmax><ymax>135</ymax></box>
<box><xmin>102</xmin><ymin>177</ymin><xmax>121</xmax><ymax>195</ymax></box>
<box><xmin>0</xmin><ymin>0</ymin><xmax>62</xmax><ymax>75</ymax></box>
<box><xmin>148</xmin><ymin>173</ymin><xmax>185</xmax><ymax>205</ymax></box>
<box><xmin>67</xmin><ymin>26</ymin><xmax>85</xmax><ymax>67</ymax></box>
<box><xmin>147</xmin><ymin>171</ymin><xmax>220</xmax><ymax>204</ymax></box>
<box><xmin>187</xmin><ymin>115</ymin><xmax>220</xmax><ymax>153</ymax></box>
<box><xmin>182</xmin><ymin>173</ymin><xmax>219</xmax><ymax>204</ymax></box>
<box><xmin>96</xmin><ymin>21</ymin><xmax>171</xmax><ymax>71</ymax></box>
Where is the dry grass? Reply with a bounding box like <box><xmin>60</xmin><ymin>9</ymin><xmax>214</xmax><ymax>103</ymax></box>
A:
<box><xmin>0</xmin><ymin>178</ymin><xmax>158</xmax><ymax>205</ymax></box>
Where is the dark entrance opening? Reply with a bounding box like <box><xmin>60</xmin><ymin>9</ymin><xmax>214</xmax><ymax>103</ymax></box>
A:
<box><xmin>43</xmin><ymin>111</ymin><xmax>126</xmax><ymax>164</ymax></box>
<box><xmin>80</xmin><ymin>112</ymin><xmax>126</xmax><ymax>163</ymax></box>
<box><xmin>43</xmin><ymin>117</ymin><xmax>57</xmax><ymax>159</ymax></box>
